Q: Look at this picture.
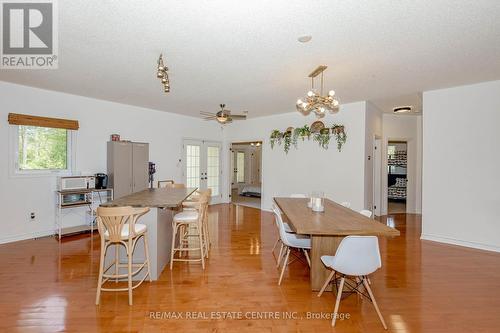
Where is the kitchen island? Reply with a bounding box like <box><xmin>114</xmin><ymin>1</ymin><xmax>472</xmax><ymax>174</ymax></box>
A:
<box><xmin>101</xmin><ymin>187</ymin><xmax>197</xmax><ymax>280</ymax></box>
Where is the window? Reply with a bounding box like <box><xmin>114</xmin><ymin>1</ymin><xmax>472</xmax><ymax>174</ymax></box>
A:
<box><xmin>236</xmin><ymin>151</ymin><xmax>245</xmax><ymax>183</ymax></box>
<box><xmin>12</xmin><ymin>125</ymin><xmax>74</xmax><ymax>175</ymax></box>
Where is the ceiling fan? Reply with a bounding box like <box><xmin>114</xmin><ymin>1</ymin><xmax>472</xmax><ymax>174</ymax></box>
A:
<box><xmin>200</xmin><ymin>104</ymin><xmax>247</xmax><ymax>124</ymax></box>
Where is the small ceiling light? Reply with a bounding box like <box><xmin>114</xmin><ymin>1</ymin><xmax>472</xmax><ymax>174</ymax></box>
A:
<box><xmin>393</xmin><ymin>106</ymin><xmax>412</xmax><ymax>114</ymax></box>
<box><xmin>298</xmin><ymin>35</ymin><xmax>312</xmax><ymax>43</ymax></box>
<box><xmin>156</xmin><ymin>54</ymin><xmax>170</xmax><ymax>94</ymax></box>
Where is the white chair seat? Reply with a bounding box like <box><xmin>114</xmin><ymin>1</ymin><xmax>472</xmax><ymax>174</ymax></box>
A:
<box><xmin>284</xmin><ymin>233</ymin><xmax>311</xmax><ymax>249</ymax></box>
<box><xmin>104</xmin><ymin>223</ymin><xmax>147</xmax><ymax>239</ymax></box>
<box><xmin>321</xmin><ymin>255</ymin><xmax>335</xmax><ymax>269</ymax></box>
<box><xmin>173</xmin><ymin>210</ymin><xmax>199</xmax><ymax>222</ymax></box>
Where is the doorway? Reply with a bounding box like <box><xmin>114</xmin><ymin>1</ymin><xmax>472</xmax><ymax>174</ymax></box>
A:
<box><xmin>183</xmin><ymin>139</ymin><xmax>222</xmax><ymax>204</ymax></box>
<box><xmin>387</xmin><ymin>141</ymin><xmax>407</xmax><ymax>214</ymax></box>
<box><xmin>229</xmin><ymin>141</ymin><xmax>262</xmax><ymax>209</ymax></box>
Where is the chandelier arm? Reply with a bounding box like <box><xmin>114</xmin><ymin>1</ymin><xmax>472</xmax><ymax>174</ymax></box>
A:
<box><xmin>320</xmin><ymin>71</ymin><xmax>324</xmax><ymax>96</ymax></box>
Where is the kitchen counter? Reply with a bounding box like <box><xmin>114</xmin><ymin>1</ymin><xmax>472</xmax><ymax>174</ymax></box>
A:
<box><xmin>99</xmin><ymin>187</ymin><xmax>197</xmax><ymax>280</ymax></box>
<box><xmin>101</xmin><ymin>187</ymin><xmax>197</xmax><ymax>208</ymax></box>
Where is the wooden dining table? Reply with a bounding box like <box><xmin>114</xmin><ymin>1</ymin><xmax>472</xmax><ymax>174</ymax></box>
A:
<box><xmin>274</xmin><ymin>197</ymin><xmax>400</xmax><ymax>291</ymax></box>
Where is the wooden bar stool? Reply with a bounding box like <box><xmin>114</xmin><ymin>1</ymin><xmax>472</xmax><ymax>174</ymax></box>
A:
<box><xmin>170</xmin><ymin>193</ymin><xmax>209</xmax><ymax>269</ymax></box>
<box><xmin>182</xmin><ymin>189</ymin><xmax>211</xmax><ymax>258</ymax></box>
<box><xmin>95</xmin><ymin>206</ymin><xmax>151</xmax><ymax>306</ymax></box>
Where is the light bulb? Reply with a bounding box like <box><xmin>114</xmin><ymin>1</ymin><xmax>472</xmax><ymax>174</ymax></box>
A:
<box><xmin>256</xmin><ymin>142</ymin><xmax>261</xmax><ymax>146</ymax></box>
<box><xmin>307</xmin><ymin>90</ymin><xmax>314</xmax><ymax>97</ymax></box>
<box><xmin>296</xmin><ymin>99</ymin><xmax>303</xmax><ymax>105</ymax></box>
<box><xmin>333</xmin><ymin>100</ymin><xmax>339</xmax><ymax>107</ymax></box>
<box><xmin>301</xmin><ymin>102</ymin><xmax>308</xmax><ymax>108</ymax></box>
<box><xmin>161</xmin><ymin>78</ymin><xmax>168</xmax><ymax>84</ymax></box>
<box><xmin>157</xmin><ymin>71</ymin><xmax>164</xmax><ymax>78</ymax></box>
<box><xmin>328</xmin><ymin>90</ymin><xmax>335</xmax><ymax>96</ymax></box>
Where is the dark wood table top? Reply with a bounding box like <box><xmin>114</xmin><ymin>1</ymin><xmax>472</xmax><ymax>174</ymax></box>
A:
<box><xmin>274</xmin><ymin>197</ymin><xmax>400</xmax><ymax>237</ymax></box>
<box><xmin>101</xmin><ymin>187</ymin><xmax>197</xmax><ymax>208</ymax></box>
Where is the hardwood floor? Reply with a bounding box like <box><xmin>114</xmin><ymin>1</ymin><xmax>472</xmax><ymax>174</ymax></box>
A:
<box><xmin>1</xmin><ymin>204</ymin><xmax>500</xmax><ymax>332</ymax></box>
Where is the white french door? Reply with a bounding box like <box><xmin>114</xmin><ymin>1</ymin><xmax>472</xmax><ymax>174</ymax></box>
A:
<box><xmin>183</xmin><ymin>139</ymin><xmax>222</xmax><ymax>203</ymax></box>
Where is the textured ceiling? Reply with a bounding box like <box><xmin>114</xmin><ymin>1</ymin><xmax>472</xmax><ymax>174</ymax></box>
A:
<box><xmin>1</xmin><ymin>0</ymin><xmax>499</xmax><ymax>118</ymax></box>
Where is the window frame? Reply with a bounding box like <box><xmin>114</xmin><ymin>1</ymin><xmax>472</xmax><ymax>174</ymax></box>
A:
<box><xmin>9</xmin><ymin>125</ymin><xmax>76</xmax><ymax>178</ymax></box>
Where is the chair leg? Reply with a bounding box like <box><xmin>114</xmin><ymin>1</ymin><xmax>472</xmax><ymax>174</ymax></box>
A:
<box><xmin>127</xmin><ymin>243</ymin><xmax>133</xmax><ymax>306</ymax></box>
<box><xmin>272</xmin><ymin>237</ymin><xmax>279</xmax><ymax>252</ymax></box>
<box><xmin>278</xmin><ymin>247</ymin><xmax>290</xmax><ymax>285</ymax></box>
<box><xmin>143</xmin><ymin>233</ymin><xmax>152</xmax><ymax>282</ymax></box>
<box><xmin>318</xmin><ymin>270</ymin><xmax>335</xmax><ymax>297</ymax></box>
<box><xmin>114</xmin><ymin>244</ymin><xmax>119</xmax><ymax>283</ymax></box>
<box><xmin>276</xmin><ymin>242</ymin><xmax>284</xmax><ymax>268</ymax></box>
<box><xmin>95</xmin><ymin>240</ymin><xmax>107</xmax><ymax>305</ymax></box>
<box><xmin>362</xmin><ymin>278</ymin><xmax>387</xmax><ymax>329</ymax></box>
<box><xmin>198</xmin><ymin>223</ymin><xmax>205</xmax><ymax>269</ymax></box>
<box><xmin>303</xmin><ymin>249</ymin><xmax>311</xmax><ymax>267</ymax></box>
<box><xmin>331</xmin><ymin>276</ymin><xmax>345</xmax><ymax>327</ymax></box>
<box><xmin>170</xmin><ymin>223</ymin><xmax>178</xmax><ymax>270</ymax></box>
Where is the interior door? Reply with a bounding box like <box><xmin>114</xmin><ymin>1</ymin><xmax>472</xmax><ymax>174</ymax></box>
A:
<box><xmin>183</xmin><ymin>139</ymin><xmax>222</xmax><ymax>204</ymax></box>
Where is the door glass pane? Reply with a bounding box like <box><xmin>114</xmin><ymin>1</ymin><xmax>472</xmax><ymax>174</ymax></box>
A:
<box><xmin>237</xmin><ymin>152</ymin><xmax>245</xmax><ymax>183</ymax></box>
<box><xmin>206</xmin><ymin>146</ymin><xmax>220</xmax><ymax>196</ymax></box>
<box><xmin>186</xmin><ymin>144</ymin><xmax>200</xmax><ymax>188</ymax></box>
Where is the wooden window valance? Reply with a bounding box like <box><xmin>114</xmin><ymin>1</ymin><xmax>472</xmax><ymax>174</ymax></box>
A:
<box><xmin>8</xmin><ymin>113</ymin><xmax>79</xmax><ymax>130</ymax></box>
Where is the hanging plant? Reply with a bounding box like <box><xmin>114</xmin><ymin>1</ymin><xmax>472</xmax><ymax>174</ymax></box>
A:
<box><xmin>283</xmin><ymin>128</ymin><xmax>293</xmax><ymax>153</ymax></box>
<box><xmin>293</xmin><ymin>125</ymin><xmax>311</xmax><ymax>142</ymax></box>
<box><xmin>270</xmin><ymin>130</ymin><xmax>283</xmax><ymax>149</ymax></box>
<box><xmin>332</xmin><ymin>124</ymin><xmax>347</xmax><ymax>151</ymax></box>
<box><xmin>313</xmin><ymin>128</ymin><xmax>331</xmax><ymax>149</ymax></box>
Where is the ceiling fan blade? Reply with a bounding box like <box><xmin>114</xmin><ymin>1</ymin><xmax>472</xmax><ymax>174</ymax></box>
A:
<box><xmin>203</xmin><ymin>116</ymin><xmax>217</xmax><ymax>120</ymax></box>
<box><xmin>230</xmin><ymin>115</ymin><xmax>247</xmax><ymax>120</ymax></box>
<box><xmin>200</xmin><ymin>111</ymin><xmax>215</xmax><ymax>116</ymax></box>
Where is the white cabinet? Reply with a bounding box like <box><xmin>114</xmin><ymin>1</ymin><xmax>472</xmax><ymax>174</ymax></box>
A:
<box><xmin>107</xmin><ymin>141</ymin><xmax>149</xmax><ymax>199</ymax></box>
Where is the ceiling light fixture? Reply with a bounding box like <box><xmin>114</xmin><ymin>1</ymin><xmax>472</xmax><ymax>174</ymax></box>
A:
<box><xmin>298</xmin><ymin>35</ymin><xmax>312</xmax><ymax>43</ymax></box>
<box><xmin>393</xmin><ymin>106</ymin><xmax>412</xmax><ymax>113</ymax></box>
<box><xmin>156</xmin><ymin>54</ymin><xmax>170</xmax><ymax>93</ymax></box>
<box><xmin>296</xmin><ymin>65</ymin><xmax>339</xmax><ymax>118</ymax></box>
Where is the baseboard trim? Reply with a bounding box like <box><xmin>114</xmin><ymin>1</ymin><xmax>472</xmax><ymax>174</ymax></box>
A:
<box><xmin>0</xmin><ymin>229</ymin><xmax>55</xmax><ymax>245</ymax></box>
<box><xmin>421</xmin><ymin>234</ymin><xmax>500</xmax><ymax>253</ymax></box>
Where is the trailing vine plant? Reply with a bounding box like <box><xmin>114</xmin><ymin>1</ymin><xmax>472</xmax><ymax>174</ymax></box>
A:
<box><xmin>331</xmin><ymin>124</ymin><xmax>347</xmax><ymax>151</ymax></box>
<box><xmin>269</xmin><ymin>123</ymin><xmax>346</xmax><ymax>153</ymax></box>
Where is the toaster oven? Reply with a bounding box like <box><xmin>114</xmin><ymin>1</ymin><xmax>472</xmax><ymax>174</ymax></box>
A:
<box><xmin>59</xmin><ymin>176</ymin><xmax>95</xmax><ymax>191</ymax></box>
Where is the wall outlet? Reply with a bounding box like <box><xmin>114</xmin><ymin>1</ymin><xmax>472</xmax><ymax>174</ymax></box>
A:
<box><xmin>30</xmin><ymin>212</ymin><xmax>36</xmax><ymax>221</ymax></box>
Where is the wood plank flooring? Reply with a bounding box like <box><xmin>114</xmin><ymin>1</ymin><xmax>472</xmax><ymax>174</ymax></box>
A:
<box><xmin>0</xmin><ymin>205</ymin><xmax>500</xmax><ymax>332</ymax></box>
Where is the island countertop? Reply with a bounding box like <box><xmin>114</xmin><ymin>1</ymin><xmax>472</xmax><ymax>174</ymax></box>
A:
<box><xmin>101</xmin><ymin>187</ymin><xmax>197</xmax><ymax>208</ymax></box>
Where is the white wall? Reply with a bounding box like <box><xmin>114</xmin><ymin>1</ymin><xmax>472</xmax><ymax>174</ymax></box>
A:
<box><xmin>0</xmin><ymin>82</ymin><xmax>222</xmax><ymax>243</ymax></box>
<box><xmin>223</xmin><ymin>102</ymin><xmax>369</xmax><ymax>211</ymax></box>
<box><xmin>422</xmin><ymin>80</ymin><xmax>500</xmax><ymax>252</ymax></box>
<box><xmin>381</xmin><ymin>113</ymin><xmax>422</xmax><ymax>214</ymax></box>
<box><xmin>364</xmin><ymin>102</ymin><xmax>384</xmax><ymax>211</ymax></box>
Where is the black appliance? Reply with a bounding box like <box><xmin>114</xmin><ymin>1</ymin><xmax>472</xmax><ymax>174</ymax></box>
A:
<box><xmin>94</xmin><ymin>173</ymin><xmax>108</xmax><ymax>189</ymax></box>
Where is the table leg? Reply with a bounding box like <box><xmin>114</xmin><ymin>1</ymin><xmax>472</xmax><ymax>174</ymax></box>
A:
<box><xmin>310</xmin><ymin>235</ymin><xmax>344</xmax><ymax>291</ymax></box>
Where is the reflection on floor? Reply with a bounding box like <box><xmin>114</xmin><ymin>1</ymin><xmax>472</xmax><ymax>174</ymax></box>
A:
<box><xmin>388</xmin><ymin>200</ymin><xmax>406</xmax><ymax>214</ymax></box>
<box><xmin>1</xmin><ymin>205</ymin><xmax>499</xmax><ymax>332</ymax></box>
<box><xmin>231</xmin><ymin>188</ymin><xmax>261</xmax><ymax>209</ymax></box>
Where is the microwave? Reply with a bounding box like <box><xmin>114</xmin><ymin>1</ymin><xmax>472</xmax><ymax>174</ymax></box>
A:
<box><xmin>59</xmin><ymin>176</ymin><xmax>95</xmax><ymax>191</ymax></box>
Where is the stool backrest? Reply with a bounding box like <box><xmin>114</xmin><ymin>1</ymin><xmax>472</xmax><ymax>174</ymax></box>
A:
<box><xmin>332</xmin><ymin>236</ymin><xmax>381</xmax><ymax>276</ymax></box>
<box><xmin>96</xmin><ymin>206</ymin><xmax>149</xmax><ymax>242</ymax></box>
<box><xmin>158</xmin><ymin>180</ymin><xmax>174</xmax><ymax>188</ymax></box>
<box><xmin>359</xmin><ymin>209</ymin><xmax>373</xmax><ymax>218</ymax></box>
<box><xmin>166</xmin><ymin>183</ymin><xmax>186</xmax><ymax>189</ymax></box>
<box><xmin>289</xmin><ymin>193</ymin><xmax>307</xmax><ymax>198</ymax></box>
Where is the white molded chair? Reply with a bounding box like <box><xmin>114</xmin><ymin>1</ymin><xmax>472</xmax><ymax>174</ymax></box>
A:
<box><xmin>340</xmin><ymin>201</ymin><xmax>351</xmax><ymax>208</ymax></box>
<box><xmin>273</xmin><ymin>207</ymin><xmax>311</xmax><ymax>285</ymax></box>
<box><xmin>271</xmin><ymin>203</ymin><xmax>295</xmax><ymax>266</ymax></box>
<box><xmin>317</xmin><ymin>236</ymin><xmax>387</xmax><ymax>329</ymax></box>
<box><xmin>360</xmin><ymin>209</ymin><xmax>373</xmax><ymax>218</ymax></box>
<box><xmin>289</xmin><ymin>193</ymin><xmax>307</xmax><ymax>198</ymax></box>
<box><xmin>95</xmin><ymin>206</ymin><xmax>152</xmax><ymax>306</ymax></box>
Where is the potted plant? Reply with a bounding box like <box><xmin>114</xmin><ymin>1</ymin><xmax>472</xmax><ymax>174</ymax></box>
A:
<box><xmin>283</xmin><ymin>127</ymin><xmax>293</xmax><ymax>153</ymax></box>
<box><xmin>270</xmin><ymin>130</ymin><xmax>283</xmax><ymax>149</ymax></box>
<box><xmin>314</xmin><ymin>128</ymin><xmax>331</xmax><ymax>149</ymax></box>
<box><xmin>331</xmin><ymin>124</ymin><xmax>347</xmax><ymax>151</ymax></box>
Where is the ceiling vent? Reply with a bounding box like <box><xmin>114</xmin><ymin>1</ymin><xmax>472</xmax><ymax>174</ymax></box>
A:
<box><xmin>393</xmin><ymin>106</ymin><xmax>412</xmax><ymax>114</ymax></box>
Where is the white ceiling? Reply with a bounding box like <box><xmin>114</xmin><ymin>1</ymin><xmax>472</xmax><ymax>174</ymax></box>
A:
<box><xmin>1</xmin><ymin>0</ymin><xmax>500</xmax><ymax>119</ymax></box>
